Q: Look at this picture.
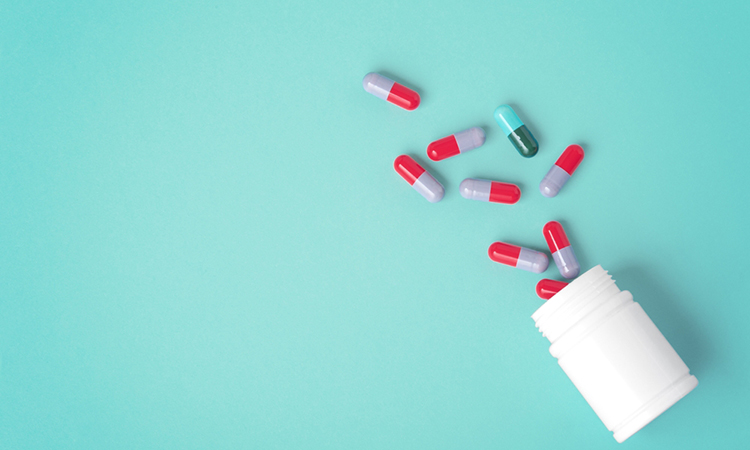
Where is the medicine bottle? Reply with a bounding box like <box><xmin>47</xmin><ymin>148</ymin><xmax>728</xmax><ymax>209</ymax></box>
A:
<box><xmin>532</xmin><ymin>265</ymin><xmax>698</xmax><ymax>442</ymax></box>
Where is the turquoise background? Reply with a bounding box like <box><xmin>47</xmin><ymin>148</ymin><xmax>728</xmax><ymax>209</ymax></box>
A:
<box><xmin>1</xmin><ymin>0</ymin><xmax>749</xmax><ymax>448</ymax></box>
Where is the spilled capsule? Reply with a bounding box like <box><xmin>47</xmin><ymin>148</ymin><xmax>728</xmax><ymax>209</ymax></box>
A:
<box><xmin>543</xmin><ymin>221</ymin><xmax>580</xmax><ymax>279</ymax></box>
<box><xmin>540</xmin><ymin>145</ymin><xmax>585</xmax><ymax>198</ymax></box>
<box><xmin>494</xmin><ymin>105</ymin><xmax>539</xmax><ymax>158</ymax></box>
<box><xmin>488</xmin><ymin>242</ymin><xmax>549</xmax><ymax>274</ymax></box>
<box><xmin>460</xmin><ymin>178</ymin><xmax>521</xmax><ymax>204</ymax></box>
<box><xmin>427</xmin><ymin>127</ymin><xmax>486</xmax><ymax>161</ymax></box>
<box><xmin>394</xmin><ymin>155</ymin><xmax>444</xmax><ymax>202</ymax></box>
<box><xmin>363</xmin><ymin>73</ymin><xmax>420</xmax><ymax>111</ymax></box>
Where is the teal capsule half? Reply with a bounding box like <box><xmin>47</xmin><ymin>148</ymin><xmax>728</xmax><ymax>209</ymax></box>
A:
<box><xmin>494</xmin><ymin>105</ymin><xmax>539</xmax><ymax>158</ymax></box>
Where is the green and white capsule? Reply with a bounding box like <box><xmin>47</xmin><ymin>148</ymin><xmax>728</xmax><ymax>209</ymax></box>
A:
<box><xmin>494</xmin><ymin>105</ymin><xmax>539</xmax><ymax>158</ymax></box>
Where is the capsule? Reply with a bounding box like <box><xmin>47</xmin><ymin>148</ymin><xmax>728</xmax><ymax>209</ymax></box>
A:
<box><xmin>459</xmin><ymin>178</ymin><xmax>520</xmax><ymax>204</ymax></box>
<box><xmin>536</xmin><ymin>279</ymin><xmax>569</xmax><ymax>300</ymax></box>
<box><xmin>494</xmin><ymin>105</ymin><xmax>539</xmax><ymax>157</ymax></box>
<box><xmin>363</xmin><ymin>73</ymin><xmax>420</xmax><ymax>111</ymax></box>
<box><xmin>543</xmin><ymin>221</ymin><xmax>580</xmax><ymax>279</ymax></box>
<box><xmin>488</xmin><ymin>242</ymin><xmax>548</xmax><ymax>274</ymax></box>
<box><xmin>427</xmin><ymin>127</ymin><xmax>486</xmax><ymax>161</ymax></box>
<box><xmin>540</xmin><ymin>145</ymin><xmax>585</xmax><ymax>198</ymax></box>
<box><xmin>394</xmin><ymin>155</ymin><xmax>444</xmax><ymax>202</ymax></box>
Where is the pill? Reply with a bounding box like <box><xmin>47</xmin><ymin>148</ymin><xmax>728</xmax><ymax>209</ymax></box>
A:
<box><xmin>363</xmin><ymin>73</ymin><xmax>420</xmax><ymax>111</ymax></box>
<box><xmin>536</xmin><ymin>279</ymin><xmax>569</xmax><ymax>300</ymax></box>
<box><xmin>540</xmin><ymin>145</ymin><xmax>585</xmax><ymax>198</ymax></box>
<box><xmin>543</xmin><ymin>221</ymin><xmax>580</xmax><ymax>279</ymax></box>
<box><xmin>427</xmin><ymin>127</ymin><xmax>486</xmax><ymax>161</ymax></box>
<box><xmin>394</xmin><ymin>155</ymin><xmax>444</xmax><ymax>203</ymax></box>
<box><xmin>488</xmin><ymin>242</ymin><xmax>549</xmax><ymax>274</ymax></box>
<box><xmin>494</xmin><ymin>105</ymin><xmax>539</xmax><ymax>158</ymax></box>
<box><xmin>459</xmin><ymin>178</ymin><xmax>521</xmax><ymax>204</ymax></box>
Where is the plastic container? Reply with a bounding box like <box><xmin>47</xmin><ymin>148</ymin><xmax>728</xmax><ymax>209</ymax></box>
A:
<box><xmin>531</xmin><ymin>265</ymin><xmax>698</xmax><ymax>443</ymax></box>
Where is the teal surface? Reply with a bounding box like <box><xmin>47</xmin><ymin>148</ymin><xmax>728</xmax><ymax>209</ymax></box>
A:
<box><xmin>1</xmin><ymin>1</ymin><xmax>749</xmax><ymax>449</ymax></box>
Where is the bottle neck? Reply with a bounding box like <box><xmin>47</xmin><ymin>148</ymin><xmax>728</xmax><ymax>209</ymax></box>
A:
<box><xmin>532</xmin><ymin>266</ymin><xmax>627</xmax><ymax>345</ymax></box>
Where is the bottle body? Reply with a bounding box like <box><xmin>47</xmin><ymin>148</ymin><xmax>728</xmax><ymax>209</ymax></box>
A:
<box><xmin>532</xmin><ymin>266</ymin><xmax>698</xmax><ymax>443</ymax></box>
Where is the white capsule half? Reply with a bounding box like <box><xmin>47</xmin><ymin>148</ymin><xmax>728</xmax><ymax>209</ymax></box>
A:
<box><xmin>413</xmin><ymin>172</ymin><xmax>444</xmax><ymax>203</ymax></box>
<box><xmin>540</xmin><ymin>165</ymin><xmax>571</xmax><ymax>198</ymax></box>
<box><xmin>455</xmin><ymin>127</ymin><xmax>486</xmax><ymax>153</ymax></box>
<box><xmin>552</xmin><ymin>246</ymin><xmax>580</xmax><ymax>279</ymax></box>
<box><xmin>459</xmin><ymin>178</ymin><xmax>492</xmax><ymax>201</ymax></box>
<box><xmin>362</xmin><ymin>73</ymin><xmax>395</xmax><ymax>101</ymax></box>
<box><xmin>517</xmin><ymin>247</ymin><xmax>550</xmax><ymax>274</ymax></box>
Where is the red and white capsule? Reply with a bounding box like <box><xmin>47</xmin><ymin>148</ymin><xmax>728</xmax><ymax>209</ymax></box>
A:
<box><xmin>459</xmin><ymin>178</ymin><xmax>521</xmax><ymax>204</ymax></box>
<box><xmin>427</xmin><ymin>127</ymin><xmax>486</xmax><ymax>161</ymax></box>
<box><xmin>488</xmin><ymin>242</ymin><xmax>549</xmax><ymax>274</ymax></box>
<box><xmin>540</xmin><ymin>144</ymin><xmax>585</xmax><ymax>198</ymax></box>
<box><xmin>394</xmin><ymin>155</ymin><xmax>444</xmax><ymax>203</ymax></box>
<box><xmin>363</xmin><ymin>73</ymin><xmax>421</xmax><ymax>111</ymax></box>
<box><xmin>543</xmin><ymin>221</ymin><xmax>580</xmax><ymax>279</ymax></box>
<box><xmin>536</xmin><ymin>279</ymin><xmax>569</xmax><ymax>300</ymax></box>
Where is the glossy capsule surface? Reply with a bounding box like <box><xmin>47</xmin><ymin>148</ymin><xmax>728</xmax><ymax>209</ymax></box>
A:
<box><xmin>536</xmin><ymin>279</ymin><xmax>569</xmax><ymax>300</ymax></box>
<box><xmin>488</xmin><ymin>242</ymin><xmax>548</xmax><ymax>274</ymax></box>
<box><xmin>494</xmin><ymin>105</ymin><xmax>539</xmax><ymax>157</ymax></box>
<box><xmin>459</xmin><ymin>178</ymin><xmax>520</xmax><ymax>204</ymax></box>
<box><xmin>543</xmin><ymin>221</ymin><xmax>580</xmax><ymax>279</ymax></box>
<box><xmin>363</xmin><ymin>73</ymin><xmax>420</xmax><ymax>111</ymax></box>
<box><xmin>540</xmin><ymin>144</ymin><xmax>585</xmax><ymax>198</ymax></box>
<box><xmin>394</xmin><ymin>155</ymin><xmax>444</xmax><ymax>203</ymax></box>
<box><xmin>427</xmin><ymin>127</ymin><xmax>486</xmax><ymax>161</ymax></box>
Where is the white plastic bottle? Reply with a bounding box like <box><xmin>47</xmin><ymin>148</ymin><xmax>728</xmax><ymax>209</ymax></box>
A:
<box><xmin>531</xmin><ymin>265</ymin><xmax>698</xmax><ymax>443</ymax></box>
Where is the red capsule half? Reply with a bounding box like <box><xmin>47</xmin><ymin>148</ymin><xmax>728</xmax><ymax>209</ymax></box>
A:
<box><xmin>536</xmin><ymin>279</ymin><xmax>569</xmax><ymax>300</ymax></box>
<box><xmin>543</xmin><ymin>221</ymin><xmax>571</xmax><ymax>252</ymax></box>
<box><xmin>556</xmin><ymin>144</ymin><xmax>585</xmax><ymax>175</ymax></box>
<box><xmin>394</xmin><ymin>155</ymin><xmax>424</xmax><ymax>185</ymax></box>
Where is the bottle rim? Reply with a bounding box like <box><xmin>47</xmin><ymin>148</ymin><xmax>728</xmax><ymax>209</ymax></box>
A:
<box><xmin>532</xmin><ymin>265</ymin><xmax>620</xmax><ymax>340</ymax></box>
